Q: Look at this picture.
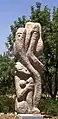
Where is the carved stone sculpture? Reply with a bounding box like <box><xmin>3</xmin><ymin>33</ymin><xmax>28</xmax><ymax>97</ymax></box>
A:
<box><xmin>14</xmin><ymin>22</ymin><xmax>44</xmax><ymax>114</ymax></box>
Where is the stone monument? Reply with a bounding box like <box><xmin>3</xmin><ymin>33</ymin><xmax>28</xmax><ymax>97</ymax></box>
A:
<box><xmin>14</xmin><ymin>22</ymin><xmax>44</xmax><ymax>114</ymax></box>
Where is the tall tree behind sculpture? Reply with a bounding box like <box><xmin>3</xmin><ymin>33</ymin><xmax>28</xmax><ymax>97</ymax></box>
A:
<box><xmin>14</xmin><ymin>22</ymin><xmax>44</xmax><ymax>114</ymax></box>
<box><xmin>6</xmin><ymin>2</ymin><xmax>58</xmax><ymax>98</ymax></box>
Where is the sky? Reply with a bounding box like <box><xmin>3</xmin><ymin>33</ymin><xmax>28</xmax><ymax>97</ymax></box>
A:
<box><xmin>0</xmin><ymin>0</ymin><xmax>58</xmax><ymax>54</ymax></box>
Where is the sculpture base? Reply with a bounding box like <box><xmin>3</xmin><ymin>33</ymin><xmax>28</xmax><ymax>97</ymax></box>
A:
<box><xmin>17</xmin><ymin>114</ymin><xmax>43</xmax><ymax>119</ymax></box>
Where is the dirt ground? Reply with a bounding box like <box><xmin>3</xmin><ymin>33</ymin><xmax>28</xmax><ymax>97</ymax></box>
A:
<box><xmin>0</xmin><ymin>114</ymin><xmax>18</xmax><ymax>119</ymax></box>
<box><xmin>0</xmin><ymin>114</ymin><xmax>58</xmax><ymax>119</ymax></box>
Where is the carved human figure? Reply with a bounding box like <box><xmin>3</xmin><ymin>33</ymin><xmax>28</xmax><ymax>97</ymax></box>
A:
<box><xmin>15</xmin><ymin>62</ymin><xmax>34</xmax><ymax>113</ymax></box>
<box><xmin>14</xmin><ymin>22</ymin><xmax>44</xmax><ymax>113</ymax></box>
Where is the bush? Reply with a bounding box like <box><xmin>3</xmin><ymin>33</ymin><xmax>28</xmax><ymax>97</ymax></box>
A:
<box><xmin>39</xmin><ymin>98</ymin><xmax>58</xmax><ymax>116</ymax></box>
<box><xmin>0</xmin><ymin>95</ymin><xmax>15</xmax><ymax>113</ymax></box>
<box><xmin>0</xmin><ymin>95</ymin><xmax>58</xmax><ymax>116</ymax></box>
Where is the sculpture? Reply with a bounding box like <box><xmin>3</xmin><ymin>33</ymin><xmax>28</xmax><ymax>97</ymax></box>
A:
<box><xmin>14</xmin><ymin>22</ymin><xmax>44</xmax><ymax>114</ymax></box>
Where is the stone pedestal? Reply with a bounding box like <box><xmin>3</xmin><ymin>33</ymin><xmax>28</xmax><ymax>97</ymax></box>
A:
<box><xmin>17</xmin><ymin>114</ymin><xmax>43</xmax><ymax>119</ymax></box>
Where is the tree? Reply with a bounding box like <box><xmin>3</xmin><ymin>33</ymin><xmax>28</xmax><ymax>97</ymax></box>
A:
<box><xmin>30</xmin><ymin>2</ymin><xmax>58</xmax><ymax>98</ymax></box>
<box><xmin>5</xmin><ymin>2</ymin><xmax>58</xmax><ymax>98</ymax></box>
<box><xmin>0</xmin><ymin>53</ymin><xmax>15</xmax><ymax>94</ymax></box>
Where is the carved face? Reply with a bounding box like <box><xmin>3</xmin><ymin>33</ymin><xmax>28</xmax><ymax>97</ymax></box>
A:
<box><xmin>25</xmin><ymin>22</ymin><xmax>40</xmax><ymax>35</ymax></box>
<box><xmin>15</xmin><ymin>62</ymin><xmax>30</xmax><ymax>75</ymax></box>
<box><xmin>16</xmin><ymin>28</ymin><xmax>25</xmax><ymax>39</ymax></box>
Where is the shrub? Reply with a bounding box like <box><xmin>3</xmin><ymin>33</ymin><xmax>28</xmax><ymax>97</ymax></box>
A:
<box><xmin>0</xmin><ymin>95</ymin><xmax>15</xmax><ymax>113</ymax></box>
<box><xmin>39</xmin><ymin>98</ymin><xmax>58</xmax><ymax>116</ymax></box>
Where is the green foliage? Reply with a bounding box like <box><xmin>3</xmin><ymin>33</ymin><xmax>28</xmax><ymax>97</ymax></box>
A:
<box><xmin>39</xmin><ymin>98</ymin><xmax>58</xmax><ymax>116</ymax></box>
<box><xmin>0</xmin><ymin>95</ymin><xmax>58</xmax><ymax>115</ymax></box>
<box><xmin>30</xmin><ymin>2</ymin><xmax>58</xmax><ymax>98</ymax></box>
<box><xmin>0</xmin><ymin>53</ymin><xmax>15</xmax><ymax>94</ymax></box>
<box><xmin>0</xmin><ymin>95</ymin><xmax>15</xmax><ymax>113</ymax></box>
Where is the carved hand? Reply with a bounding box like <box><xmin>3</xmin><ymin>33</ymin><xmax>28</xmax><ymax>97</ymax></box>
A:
<box><xmin>26</xmin><ymin>82</ymin><xmax>34</xmax><ymax>91</ymax></box>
